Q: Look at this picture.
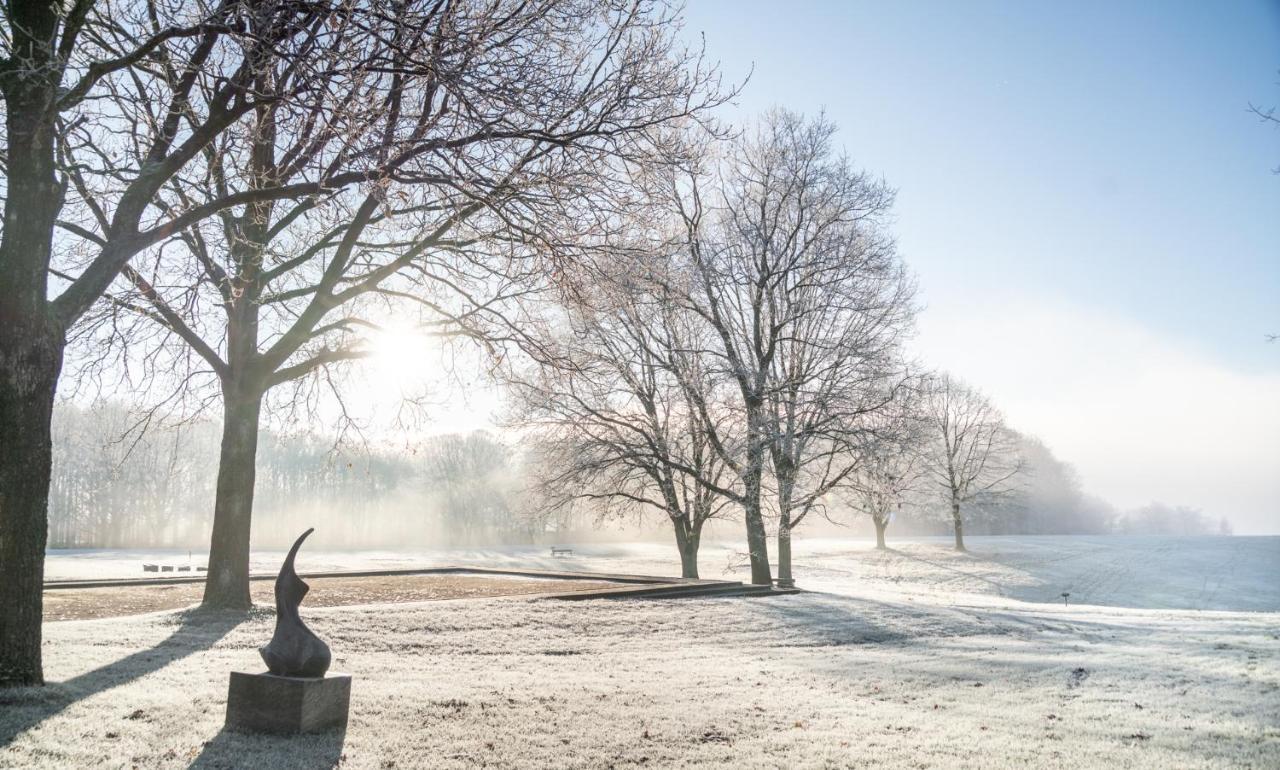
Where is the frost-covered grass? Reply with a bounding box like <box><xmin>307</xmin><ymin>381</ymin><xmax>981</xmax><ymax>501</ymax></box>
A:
<box><xmin>754</xmin><ymin>535</ymin><xmax>1280</xmax><ymax>612</ymax></box>
<box><xmin>9</xmin><ymin>536</ymin><xmax>1279</xmax><ymax>768</ymax></box>
<box><xmin>43</xmin><ymin>535</ymin><xmax>1280</xmax><ymax>612</ymax></box>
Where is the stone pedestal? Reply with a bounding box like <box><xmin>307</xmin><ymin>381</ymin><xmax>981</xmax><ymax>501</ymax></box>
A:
<box><xmin>225</xmin><ymin>671</ymin><xmax>351</xmax><ymax>734</ymax></box>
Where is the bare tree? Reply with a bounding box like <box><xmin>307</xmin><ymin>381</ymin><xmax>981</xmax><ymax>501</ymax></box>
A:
<box><xmin>657</xmin><ymin>110</ymin><xmax>914</xmax><ymax>585</ymax></box>
<box><xmin>0</xmin><ymin>0</ymin><xmax>359</xmax><ymax>687</ymax></box>
<box><xmin>69</xmin><ymin>0</ymin><xmax>726</xmax><ymax>609</ymax></box>
<box><xmin>507</xmin><ymin>271</ymin><xmax>738</xmax><ymax>578</ymax></box>
<box><xmin>918</xmin><ymin>374</ymin><xmax>1023</xmax><ymax>552</ymax></box>
<box><xmin>839</xmin><ymin>398</ymin><xmax>928</xmax><ymax>550</ymax></box>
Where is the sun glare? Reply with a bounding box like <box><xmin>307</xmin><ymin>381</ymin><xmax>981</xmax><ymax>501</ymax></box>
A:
<box><xmin>367</xmin><ymin>324</ymin><xmax>434</xmax><ymax>389</ymax></box>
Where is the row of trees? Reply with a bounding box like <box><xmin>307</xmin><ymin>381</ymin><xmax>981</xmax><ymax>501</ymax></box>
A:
<box><xmin>841</xmin><ymin>431</ymin><xmax>1116</xmax><ymax>540</ymax></box>
<box><xmin>47</xmin><ymin>399</ymin><xmax>1219</xmax><ymax>549</ymax></box>
<box><xmin>1115</xmin><ymin>503</ymin><xmax>1231</xmax><ymax>537</ymax></box>
<box><xmin>504</xmin><ymin>112</ymin><xmax>1029</xmax><ymax>583</ymax></box>
<box><xmin>49</xmin><ymin>405</ymin><xmax>527</xmax><ymax>549</ymax></box>
<box><xmin>1</xmin><ymin>0</ymin><xmax>725</xmax><ymax>687</ymax></box>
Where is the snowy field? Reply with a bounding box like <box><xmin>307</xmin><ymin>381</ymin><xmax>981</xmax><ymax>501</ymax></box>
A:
<box><xmin>5</xmin><ymin>536</ymin><xmax>1277</xmax><ymax>768</ymax></box>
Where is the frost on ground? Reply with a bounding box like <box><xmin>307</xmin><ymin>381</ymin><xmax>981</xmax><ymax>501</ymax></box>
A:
<box><xmin>44</xmin><ymin>535</ymin><xmax>1279</xmax><ymax>612</ymax></box>
<box><xmin>9</xmin><ymin>537</ymin><xmax>1280</xmax><ymax>768</ymax></box>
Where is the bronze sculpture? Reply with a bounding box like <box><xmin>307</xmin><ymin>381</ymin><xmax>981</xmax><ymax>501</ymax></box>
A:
<box><xmin>260</xmin><ymin>528</ymin><xmax>331</xmax><ymax>678</ymax></box>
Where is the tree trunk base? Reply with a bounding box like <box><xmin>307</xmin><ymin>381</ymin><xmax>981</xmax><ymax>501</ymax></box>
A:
<box><xmin>0</xmin><ymin>329</ymin><xmax>63</xmax><ymax>688</ymax></box>
<box><xmin>201</xmin><ymin>391</ymin><xmax>265</xmax><ymax>612</ymax></box>
<box><xmin>199</xmin><ymin>594</ymin><xmax>254</xmax><ymax>613</ymax></box>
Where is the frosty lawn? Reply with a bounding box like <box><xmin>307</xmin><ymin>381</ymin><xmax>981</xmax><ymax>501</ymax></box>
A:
<box><xmin>4</xmin><ymin>537</ymin><xmax>1278</xmax><ymax>768</ymax></box>
<box><xmin>42</xmin><ymin>534</ymin><xmax>1280</xmax><ymax>612</ymax></box>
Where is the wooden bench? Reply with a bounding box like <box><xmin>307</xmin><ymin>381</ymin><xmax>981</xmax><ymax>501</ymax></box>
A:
<box><xmin>550</xmin><ymin>547</ymin><xmax>574</xmax><ymax>557</ymax></box>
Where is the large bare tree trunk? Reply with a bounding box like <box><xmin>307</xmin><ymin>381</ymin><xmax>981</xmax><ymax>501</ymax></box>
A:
<box><xmin>742</xmin><ymin>414</ymin><xmax>772</xmax><ymax>585</ymax></box>
<box><xmin>874</xmin><ymin>516</ymin><xmax>888</xmax><ymax>550</ymax></box>
<box><xmin>673</xmin><ymin>517</ymin><xmax>702</xmax><ymax>579</ymax></box>
<box><xmin>0</xmin><ymin>329</ymin><xmax>62</xmax><ymax>687</ymax></box>
<box><xmin>774</xmin><ymin>472</ymin><xmax>795</xmax><ymax>587</ymax></box>
<box><xmin>742</xmin><ymin>483</ymin><xmax>772</xmax><ymax>585</ymax></box>
<box><xmin>952</xmin><ymin>497</ymin><xmax>966</xmax><ymax>552</ymax></box>
<box><xmin>776</xmin><ymin>516</ymin><xmax>794</xmax><ymax>588</ymax></box>
<box><xmin>0</xmin><ymin>41</ymin><xmax>65</xmax><ymax>686</ymax></box>
<box><xmin>201</xmin><ymin>388</ymin><xmax>264</xmax><ymax>610</ymax></box>
<box><xmin>200</xmin><ymin>259</ymin><xmax>266</xmax><ymax>610</ymax></box>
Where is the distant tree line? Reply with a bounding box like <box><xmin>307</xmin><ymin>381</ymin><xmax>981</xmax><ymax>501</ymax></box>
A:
<box><xmin>1115</xmin><ymin>502</ymin><xmax>1231</xmax><ymax>537</ymax></box>
<box><xmin>47</xmin><ymin>400</ymin><xmax>1224</xmax><ymax>555</ymax></box>
<box><xmin>859</xmin><ymin>432</ymin><xmax>1114</xmax><ymax>539</ymax></box>
<box><xmin>48</xmin><ymin>404</ymin><xmax>530</xmax><ymax>550</ymax></box>
<box><xmin>861</xmin><ymin>435</ymin><xmax>1229</xmax><ymax>539</ymax></box>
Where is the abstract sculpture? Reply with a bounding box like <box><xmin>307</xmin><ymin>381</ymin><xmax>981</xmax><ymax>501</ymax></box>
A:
<box><xmin>224</xmin><ymin>528</ymin><xmax>350</xmax><ymax>734</ymax></box>
<box><xmin>260</xmin><ymin>527</ymin><xmax>332</xmax><ymax>678</ymax></box>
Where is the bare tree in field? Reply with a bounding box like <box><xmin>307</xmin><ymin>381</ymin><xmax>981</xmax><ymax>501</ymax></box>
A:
<box><xmin>656</xmin><ymin>111</ymin><xmax>915</xmax><ymax>585</ymax></box>
<box><xmin>507</xmin><ymin>270</ymin><xmax>738</xmax><ymax>578</ymax></box>
<box><xmin>839</xmin><ymin>400</ymin><xmax>928</xmax><ymax>550</ymax></box>
<box><xmin>0</xmin><ymin>0</ymin><xmax>361</xmax><ymax>688</ymax></box>
<box><xmin>69</xmin><ymin>0</ymin><xmax>725</xmax><ymax>610</ymax></box>
<box><xmin>918</xmin><ymin>374</ymin><xmax>1023</xmax><ymax>551</ymax></box>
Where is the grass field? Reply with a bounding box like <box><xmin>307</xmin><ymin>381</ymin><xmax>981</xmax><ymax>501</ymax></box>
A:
<box><xmin>5</xmin><ymin>536</ymin><xmax>1278</xmax><ymax>768</ymax></box>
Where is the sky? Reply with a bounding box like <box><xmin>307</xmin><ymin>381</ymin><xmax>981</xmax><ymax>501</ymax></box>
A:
<box><xmin>377</xmin><ymin>1</ymin><xmax>1280</xmax><ymax>533</ymax></box>
<box><xmin>667</xmin><ymin>0</ymin><xmax>1280</xmax><ymax>533</ymax></box>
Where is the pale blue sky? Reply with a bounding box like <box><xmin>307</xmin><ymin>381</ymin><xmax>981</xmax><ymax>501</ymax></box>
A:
<box><xmin>683</xmin><ymin>0</ymin><xmax>1279</xmax><ymax>370</ymax></box>
<box><xmin>677</xmin><ymin>1</ymin><xmax>1280</xmax><ymax>531</ymax></box>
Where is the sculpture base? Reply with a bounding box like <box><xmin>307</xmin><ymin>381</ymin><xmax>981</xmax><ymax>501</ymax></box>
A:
<box><xmin>225</xmin><ymin>671</ymin><xmax>351</xmax><ymax>734</ymax></box>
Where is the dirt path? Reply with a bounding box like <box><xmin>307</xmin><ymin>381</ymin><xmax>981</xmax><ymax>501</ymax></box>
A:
<box><xmin>42</xmin><ymin>574</ymin><xmax>614</xmax><ymax>621</ymax></box>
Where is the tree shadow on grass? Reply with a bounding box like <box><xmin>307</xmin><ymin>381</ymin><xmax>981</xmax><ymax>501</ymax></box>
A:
<box><xmin>748</xmin><ymin>592</ymin><xmax>914</xmax><ymax>647</ymax></box>
<box><xmin>188</xmin><ymin>725</ymin><xmax>346</xmax><ymax>770</ymax></box>
<box><xmin>745</xmin><ymin>587</ymin><xmax>1132</xmax><ymax>655</ymax></box>
<box><xmin>877</xmin><ymin>546</ymin><xmax>1018</xmax><ymax>597</ymax></box>
<box><xmin>0</xmin><ymin>608</ymin><xmax>245</xmax><ymax>748</ymax></box>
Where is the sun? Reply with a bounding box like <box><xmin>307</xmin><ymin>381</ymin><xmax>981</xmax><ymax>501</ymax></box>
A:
<box><xmin>351</xmin><ymin>319</ymin><xmax>505</xmax><ymax>434</ymax></box>
<box><xmin>366</xmin><ymin>323</ymin><xmax>434</xmax><ymax>390</ymax></box>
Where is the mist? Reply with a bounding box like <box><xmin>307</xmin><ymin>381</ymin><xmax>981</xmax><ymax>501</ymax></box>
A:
<box><xmin>48</xmin><ymin>398</ymin><xmax>1238</xmax><ymax>554</ymax></box>
<box><xmin>48</xmin><ymin>401</ymin><xmax>695</xmax><ymax>552</ymax></box>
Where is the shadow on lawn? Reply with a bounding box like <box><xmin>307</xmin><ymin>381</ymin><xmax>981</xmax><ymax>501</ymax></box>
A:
<box><xmin>0</xmin><ymin>608</ymin><xmax>244</xmax><ymax>748</ymax></box>
<box><xmin>879</xmin><ymin>546</ymin><xmax>1016</xmax><ymax>597</ymax></box>
<box><xmin>749</xmin><ymin>585</ymin><xmax>1133</xmax><ymax>655</ymax></box>
<box><xmin>188</xmin><ymin>725</ymin><xmax>346</xmax><ymax>770</ymax></box>
<box><xmin>745</xmin><ymin>591</ymin><xmax>925</xmax><ymax>648</ymax></box>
